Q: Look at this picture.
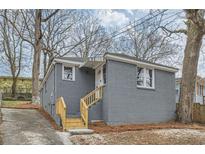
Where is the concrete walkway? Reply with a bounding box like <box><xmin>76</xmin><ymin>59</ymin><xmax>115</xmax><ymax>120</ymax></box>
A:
<box><xmin>0</xmin><ymin>108</ymin><xmax>71</xmax><ymax>145</ymax></box>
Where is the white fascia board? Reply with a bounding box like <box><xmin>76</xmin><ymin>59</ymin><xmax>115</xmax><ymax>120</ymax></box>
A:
<box><xmin>104</xmin><ymin>54</ymin><xmax>178</xmax><ymax>73</ymax></box>
<box><xmin>54</xmin><ymin>58</ymin><xmax>83</xmax><ymax>66</ymax></box>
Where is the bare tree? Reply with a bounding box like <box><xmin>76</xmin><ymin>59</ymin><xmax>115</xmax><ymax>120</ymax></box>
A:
<box><xmin>112</xmin><ymin>10</ymin><xmax>180</xmax><ymax>64</ymax></box>
<box><xmin>41</xmin><ymin>10</ymin><xmax>79</xmax><ymax>75</ymax></box>
<box><xmin>70</xmin><ymin>11</ymin><xmax>111</xmax><ymax>61</ymax></box>
<box><xmin>0</xmin><ymin>9</ymin><xmax>59</xmax><ymax>103</ymax></box>
<box><xmin>0</xmin><ymin>11</ymin><xmax>25</xmax><ymax>97</ymax></box>
<box><xmin>162</xmin><ymin>9</ymin><xmax>205</xmax><ymax>123</ymax></box>
<box><xmin>178</xmin><ymin>10</ymin><xmax>205</xmax><ymax>123</ymax></box>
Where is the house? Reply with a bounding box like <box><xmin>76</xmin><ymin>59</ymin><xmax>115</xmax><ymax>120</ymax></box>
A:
<box><xmin>176</xmin><ymin>76</ymin><xmax>205</xmax><ymax>104</ymax></box>
<box><xmin>39</xmin><ymin>53</ymin><xmax>178</xmax><ymax>130</ymax></box>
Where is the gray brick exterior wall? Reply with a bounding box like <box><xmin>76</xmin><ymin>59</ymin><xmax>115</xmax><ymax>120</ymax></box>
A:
<box><xmin>103</xmin><ymin>60</ymin><xmax>176</xmax><ymax>125</ymax></box>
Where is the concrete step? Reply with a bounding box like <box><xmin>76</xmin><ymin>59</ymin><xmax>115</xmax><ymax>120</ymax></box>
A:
<box><xmin>68</xmin><ymin>129</ymin><xmax>94</xmax><ymax>135</ymax></box>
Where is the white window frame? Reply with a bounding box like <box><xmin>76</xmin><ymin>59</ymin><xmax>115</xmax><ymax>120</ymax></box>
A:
<box><xmin>136</xmin><ymin>67</ymin><xmax>155</xmax><ymax>89</ymax></box>
<box><xmin>62</xmin><ymin>64</ymin><xmax>75</xmax><ymax>81</ymax></box>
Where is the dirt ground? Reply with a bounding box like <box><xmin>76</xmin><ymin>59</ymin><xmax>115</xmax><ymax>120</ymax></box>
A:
<box><xmin>70</xmin><ymin>128</ymin><xmax>205</xmax><ymax>145</ymax></box>
<box><xmin>89</xmin><ymin>121</ymin><xmax>205</xmax><ymax>133</ymax></box>
<box><xmin>69</xmin><ymin>122</ymin><xmax>205</xmax><ymax>145</ymax></box>
<box><xmin>0</xmin><ymin>108</ymin><xmax>64</xmax><ymax>145</ymax></box>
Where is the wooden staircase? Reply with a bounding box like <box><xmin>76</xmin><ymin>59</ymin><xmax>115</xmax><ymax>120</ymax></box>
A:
<box><xmin>56</xmin><ymin>85</ymin><xmax>104</xmax><ymax>131</ymax></box>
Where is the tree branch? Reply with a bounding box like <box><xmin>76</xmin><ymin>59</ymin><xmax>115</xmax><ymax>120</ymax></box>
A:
<box><xmin>160</xmin><ymin>26</ymin><xmax>187</xmax><ymax>35</ymax></box>
<box><xmin>42</xmin><ymin>9</ymin><xmax>60</xmax><ymax>22</ymax></box>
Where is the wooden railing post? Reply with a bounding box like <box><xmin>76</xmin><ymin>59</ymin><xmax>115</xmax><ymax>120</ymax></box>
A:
<box><xmin>55</xmin><ymin>97</ymin><xmax>67</xmax><ymax>131</ymax></box>
<box><xmin>79</xmin><ymin>85</ymin><xmax>104</xmax><ymax>128</ymax></box>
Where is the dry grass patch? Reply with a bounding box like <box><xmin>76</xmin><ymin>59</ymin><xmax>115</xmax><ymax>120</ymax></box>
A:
<box><xmin>1</xmin><ymin>100</ymin><xmax>31</xmax><ymax>108</ymax></box>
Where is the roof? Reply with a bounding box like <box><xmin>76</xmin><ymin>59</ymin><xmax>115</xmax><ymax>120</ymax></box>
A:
<box><xmin>54</xmin><ymin>53</ymin><xmax>178</xmax><ymax>72</ymax></box>
<box><xmin>104</xmin><ymin>52</ymin><xmax>178</xmax><ymax>73</ymax></box>
<box><xmin>104</xmin><ymin>52</ymin><xmax>178</xmax><ymax>71</ymax></box>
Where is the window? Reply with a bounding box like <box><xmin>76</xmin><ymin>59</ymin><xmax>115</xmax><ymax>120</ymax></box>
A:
<box><xmin>137</xmin><ymin>67</ymin><xmax>154</xmax><ymax>89</ymax></box>
<box><xmin>199</xmin><ymin>85</ymin><xmax>204</xmax><ymax>96</ymax></box>
<box><xmin>62</xmin><ymin>65</ymin><xmax>75</xmax><ymax>81</ymax></box>
<box><xmin>103</xmin><ymin>65</ymin><xmax>106</xmax><ymax>84</ymax></box>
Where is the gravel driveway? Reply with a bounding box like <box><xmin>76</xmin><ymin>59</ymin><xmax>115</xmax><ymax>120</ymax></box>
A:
<box><xmin>70</xmin><ymin>129</ymin><xmax>205</xmax><ymax>145</ymax></box>
<box><xmin>0</xmin><ymin>108</ymin><xmax>64</xmax><ymax>145</ymax></box>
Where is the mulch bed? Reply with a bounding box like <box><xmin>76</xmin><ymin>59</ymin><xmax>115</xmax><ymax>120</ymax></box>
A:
<box><xmin>89</xmin><ymin>121</ymin><xmax>205</xmax><ymax>134</ymax></box>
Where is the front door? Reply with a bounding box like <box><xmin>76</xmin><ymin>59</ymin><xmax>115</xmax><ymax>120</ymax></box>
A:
<box><xmin>95</xmin><ymin>66</ymin><xmax>103</xmax><ymax>88</ymax></box>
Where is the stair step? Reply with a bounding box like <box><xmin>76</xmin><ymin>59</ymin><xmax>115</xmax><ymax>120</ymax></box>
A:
<box><xmin>64</xmin><ymin>118</ymin><xmax>86</xmax><ymax>130</ymax></box>
<box><xmin>68</xmin><ymin>114</ymin><xmax>81</xmax><ymax>118</ymax></box>
<box><xmin>66</xmin><ymin>118</ymin><xmax>83</xmax><ymax>123</ymax></box>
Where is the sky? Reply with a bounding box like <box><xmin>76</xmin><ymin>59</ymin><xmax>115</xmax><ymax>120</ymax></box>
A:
<box><xmin>0</xmin><ymin>9</ymin><xmax>204</xmax><ymax>78</ymax></box>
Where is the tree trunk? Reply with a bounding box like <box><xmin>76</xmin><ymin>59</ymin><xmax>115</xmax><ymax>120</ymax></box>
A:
<box><xmin>32</xmin><ymin>9</ymin><xmax>42</xmax><ymax>104</ymax></box>
<box><xmin>178</xmin><ymin>10</ymin><xmax>204</xmax><ymax>123</ymax></box>
<box><xmin>11</xmin><ymin>77</ymin><xmax>17</xmax><ymax>98</ymax></box>
<box><xmin>43</xmin><ymin>52</ymin><xmax>47</xmax><ymax>77</ymax></box>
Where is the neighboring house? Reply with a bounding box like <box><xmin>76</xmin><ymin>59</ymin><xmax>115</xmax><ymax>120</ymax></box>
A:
<box><xmin>176</xmin><ymin>76</ymin><xmax>205</xmax><ymax>104</ymax></box>
<box><xmin>40</xmin><ymin>53</ymin><xmax>178</xmax><ymax>129</ymax></box>
<box><xmin>0</xmin><ymin>76</ymin><xmax>41</xmax><ymax>100</ymax></box>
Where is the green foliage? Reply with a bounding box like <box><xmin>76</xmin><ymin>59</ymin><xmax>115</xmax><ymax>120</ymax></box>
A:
<box><xmin>0</xmin><ymin>77</ymin><xmax>32</xmax><ymax>93</ymax></box>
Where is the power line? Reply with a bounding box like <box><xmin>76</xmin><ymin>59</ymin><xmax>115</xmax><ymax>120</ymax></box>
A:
<box><xmin>93</xmin><ymin>10</ymin><xmax>183</xmax><ymax>51</ymax></box>
<box><xmin>59</xmin><ymin>10</ymin><xmax>166</xmax><ymax>57</ymax></box>
<box><xmin>110</xmin><ymin>10</ymin><xmax>160</xmax><ymax>32</ymax></box>
<box><xmin>113</xmin><ymin>10</ymin><xmax>183</xmax><ymax>40</ymax></box>
<box><xmin>108</xmin><ymin>10</ymin><xmax>168</xmax><ymax>40</ymax></box>
<box><xmin>60</xmin><ymin>10</ymin><xmax>183</xmax><ymax>57</ymax></box>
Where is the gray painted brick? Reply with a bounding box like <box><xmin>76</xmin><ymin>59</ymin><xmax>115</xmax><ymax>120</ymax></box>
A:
<box><xmin>103</xmin><ymin>60</ymin><xmax>176</xmax><ymax>125</ymax></box>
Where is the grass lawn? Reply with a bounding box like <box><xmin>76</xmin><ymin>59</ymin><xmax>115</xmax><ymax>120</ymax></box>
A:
<box><xmin>1</xmin><ymin>100</ymin><xmax>31</xmax><ymax>108</ymax></box>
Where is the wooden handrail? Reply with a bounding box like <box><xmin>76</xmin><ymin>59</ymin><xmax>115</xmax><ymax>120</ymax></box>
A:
<box><xmin>56</xmin><ymin>97</ymin><xmax>67</xmax><ymax>130</ymax></box>
<box><xmin>80</xmin><ymin>85</ymin><xmax>104</xmax><ymax>128</ymax></box>
<box><xmin>82</xmin><ymin>85</ymin><xmax>104</xmax><ymax>107</ymax></box>
<box><xmin>80</xmin><ymin>99</ymin><xmax>88</xmax><ymax>128</ymax></box>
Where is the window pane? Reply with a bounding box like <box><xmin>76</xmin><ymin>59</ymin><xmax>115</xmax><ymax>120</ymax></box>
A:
<box><xmin>145</xmin><ymin>69</ymin><xmax>153</xmax><ymax>87</ymax></box>
<box><xmin>137</xmin><ymin>77</ymin><xmax>144</xmax><ymax>86</ymax></box>
<box><xmin>64</xmin><ymin>67</ymin><xmax>73</xmax><ymax>80</ymax></box>
<box><xmin>103</xmin><ymin>66</ymin><xmax>106</xmax><ymax>84</ymax></box>
<box><xmin>146</xmin><ymin>78</ymin><xmax>152</xmax><ymax>87</ymax></box>
<box><xmin>137</xmin><ymin>67</ymin><xmax>144</xmax><ymax>86</ymax></box>
<box><xmin>137</xmin><ymin>68</ymin><xmax>144</xmax><ymax>78</ymax></box>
